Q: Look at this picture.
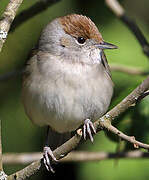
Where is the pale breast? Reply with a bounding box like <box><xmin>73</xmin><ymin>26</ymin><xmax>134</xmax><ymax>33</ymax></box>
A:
<box><xmin>22</xmin><ymin>54</ymin><xmax>113</xmax><ymax>133</ymax></box>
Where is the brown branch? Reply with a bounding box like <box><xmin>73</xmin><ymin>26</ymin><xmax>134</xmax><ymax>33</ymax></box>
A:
<box><xmin>137</xmin><ymin>90</ymin><xmax>149</xmax><ymax>102</ymax></box>
<box><xmin>105</xmin><ymin>0</ymin><xmax>149</xmax><ymax>57</ymax></box>
<box><xmin>7</xmin><ymin>134</ymin><xmax>82</xmax><ymax>180</ymax></box>
<box><xmin>105</xmin><ymin>0</ymin><xmax>124</xmax><ymax>17</ymax></box>
<box><xmin>0</xmin><ymin>1</ymin><xmax>24</xmax><ymax>175</ymax></box>
<box><xmin>100</xmin><ymin>122</ymin><xmax>149</xmax><ymax>149</ymax></box>
<box><xmin>0</xmin><ymin>0</ymin><xmax>24</xmax><ymax>52</ymax></box>
<box><xmin>3</xmin><ymin>150</ymin><xmax>149</xmax><ymax>165</ymax></box>
<box><xmin>2</xmin><ymin>1</ymin><xmax>149</xmax><ymax>179</ymax></box>
<box><xmin>10</xmin><ymin>0</ymin><xmax>61</xmax><ymax>33</ymax></box>
<box><xmin>110</xmin><ymin>64</ymin><xmax>149</xmax><ymax>76</ymax></box>
<box><xmin>0</xmin><ymin>1</ymin><xmax>24</xmax><ymax>178</ymax></box>
<box><xmin>105</xmin><ymin>76</ymin><xmax>149</xmax><ymax>120</ymax></box>
<box><xmin>7</xmin><ymin>75</ymin><xmax>149</xmax><ymax>180</ymax></box>
<box><xmin>0</xmin><ymin>120</ymin><xmax>2</xmax><ymax>171</ymax></box>
<box><xmin>0</xmin><ymin>119</ymin><xmax>7</xmax><ymax>180</ymax></box>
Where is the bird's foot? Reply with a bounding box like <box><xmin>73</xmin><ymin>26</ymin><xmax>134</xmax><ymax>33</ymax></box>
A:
<box><xmin>83</xmin><ymin>119</ymin><xmax>96</xmax><ymax>142</ymax></box>
<box><xmin>43</xmin><ymin>146</ymin><xmax>58</xmax><ymax>173</ymax></box>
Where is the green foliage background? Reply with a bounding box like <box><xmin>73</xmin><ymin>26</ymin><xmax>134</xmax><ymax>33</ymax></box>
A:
<box><xmin>0</xmin><ymin>0</ymin><xmax>149</xmax><ymax>179</ymax></box>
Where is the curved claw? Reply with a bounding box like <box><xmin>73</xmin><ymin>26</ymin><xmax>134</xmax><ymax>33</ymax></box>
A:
<box><xmin>43</xmin><ymin>146</ymin><xmax>58</xmax><ymax>173</ymax></box>
<box><xmin>83</xmin><ymin>119</ymin><xmax>96</xmax><ymax>142</ymax></box>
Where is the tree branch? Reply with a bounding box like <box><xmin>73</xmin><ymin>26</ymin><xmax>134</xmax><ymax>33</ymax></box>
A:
<box><xmin>100</xmin><ymin>122</ymin><xmax>149</xmax><ymax>149</ymax></box>
<box><xmin>0</xmin><ymin>118</ymin><xmax>7</xmax><ymax>180</ymax></box>
<box><xmin>3</xmin><ymin>150</ymin><xmax>149</xmax><ymax>164</ymax></box>
<box><xmin>105</xmin><ymin>0</ymin><xmax>124</xmax><ymax>17</ymax></box>
<box><xmin>0</xmin><ymin>120</ymin><xmax>2</xmax><ymax>171</ymax></box>
<box><xmin>10</xmin><ymin>0</ymin><xmax>61</xmax><ymax>33</ymax></box>
<box><xmin>105</xmin><ymin>76</ymin><xmax>149</xmax><ymax>120</ymax></box>
<box><xmin>105</xmin><ymin>0</ymin><xmax>149</xmax><ymax>57</ymax></box>
<box><xmin>0</xmin><ymin>1</ymin><xmax>25</xmax><ymax>179</ymax></box>
<box><xmin>110</xmin><ymin>64</ymin><xmax>149</xmax><ymax>76</ymax></box>
<box><xmin>0</xmin><ymin>0</ymin><xmax>24</xmax><ymax>52</ymax></box>
<box><xmin>2</xmin><ymin>1</ymin><xmax>149</xmax><ymax>179</ymax></box>
<box><xmin>7</xmin><ymin>75</ymin><xmax>149</xmax><ymax>180</ymax></box>
<box><xmin>7</xmin><ymin>134</ymin><xmax>82</xmax><ymax>180</ymax></box>
<box><xmin>136</xmin><ymin>90</ymin><xmax>149</xmax><ymax>102</ymax></box>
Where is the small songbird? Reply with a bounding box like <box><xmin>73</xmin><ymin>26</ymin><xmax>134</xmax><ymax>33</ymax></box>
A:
<box><xmin>22</xmin><ymin>14</ymin><xmax>117</xmax><ymax>172</ymax></box>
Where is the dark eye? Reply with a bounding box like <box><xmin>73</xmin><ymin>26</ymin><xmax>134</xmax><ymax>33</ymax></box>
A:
<box><xmin>77</xmin><ymin>37</ymin><xmax>86</xmax><ymax>44</ymax></box>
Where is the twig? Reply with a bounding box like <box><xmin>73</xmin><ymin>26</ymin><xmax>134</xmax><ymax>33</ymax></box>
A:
<box><xmin>0</xmin><ymin>120</ymin><xmax>2</xmax><ymax>171</ymax></box>
<box><xmin>10</xmin><ymin>0</ymin><xmax>61</xmax><ymax>33</ymax></box>
<box><xmin>121</xmin><ymin>16</ymin><xmax>149</xmax><ymax>57</ymax></box>
<box><xmin>3</xmin><ymin>1</ymin><xmax>149</xmax><ymax>179</ymax></box>
<box><xmin>7</xmin><ymin>134</ymin><xmax>82</xmax><ymax>180</ymax></box>
<box><xmin>95</xmin><ymin>77</ymin><xmax>149</xmax><ymax>150</ymax></box>
<box><xmin>0</xmin><ymin>1</ymin><xmax>24</xmax><ymax>179</ymax></box>
<box><xmin>3</xmin><ymin>150</ymin><xmax>149</xmax><ymax>164</ymax></box>
<box><xmin>0</xmin><ymin>119</ymin><xmax>7</xmax><ymax>180</ymax></box>
<box><xmin>105</xmin><ymin>0</ymin><xmax>149</xmax><ymax>57</ymax></box>
<box><xmin>104</xmin><ymin>76</ymin><xmax>149</xmax><ymax>120</ymax></box>
<box><xmin>110</xmin><ymin>64</ymin><xmax>149</xmax><ymax>76</ymax></box>
<box><xmin>136</xmin><ymin>90</ymin><xmax>149</xmax><ymax>102</ymax></box>
<box><xmin>105</xmin><ymin>0</ymin><xmax>124</xmax><ymax>17</ymax></box>
<box><xmin>100</xmin><ymin>121</ymin><xmax>149</xmax><ymax>149</ymax></box>
<box><xmin>7</xmin><ymin>75</ymin><xmax>149</xmax><ymax>180</ymax></box>
<box><xmin>0</xmin><ymin>0</ymin><xmax>24</xmax><ymax>52</ymax></box>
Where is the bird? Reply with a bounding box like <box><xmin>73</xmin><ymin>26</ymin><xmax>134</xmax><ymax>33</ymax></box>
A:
<box><xmin>22</xmin><ymin>14</ymin><xmax>117</xmax><ymax>172</ymax></box>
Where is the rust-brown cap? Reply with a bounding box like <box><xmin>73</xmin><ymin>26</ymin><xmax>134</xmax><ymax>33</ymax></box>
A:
<box><xmin>59</xmin><ymin>14</ymin><xmax>103</xmax><ymax>43</ymax></box>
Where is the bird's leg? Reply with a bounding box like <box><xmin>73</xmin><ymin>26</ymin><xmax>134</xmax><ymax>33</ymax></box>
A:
<box><xmin>83</xmin><ymin>119</ymin><xmax>96</xmax><ymax>142</ymax></box>
<box><xmin>43</xmin><ymin>126</ymin><xmax>58</xmax><ymax>173</ymax></box>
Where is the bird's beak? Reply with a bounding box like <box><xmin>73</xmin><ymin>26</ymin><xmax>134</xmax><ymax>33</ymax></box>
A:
<box><xmin>95</xmin><ymin>41</ymin><xmax>118</xmax><ymax>49</ymax></box>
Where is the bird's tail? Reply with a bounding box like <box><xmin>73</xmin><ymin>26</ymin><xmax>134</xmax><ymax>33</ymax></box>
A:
<box><xmin>46</xmin><ymin>126</ymin><xmax>71</xmax><ymax>150</ymax></box>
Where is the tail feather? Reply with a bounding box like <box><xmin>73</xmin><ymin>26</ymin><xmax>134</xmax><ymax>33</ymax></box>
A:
<box><xmin>46</xmin><ymin>127</ymin><xmax>71</xmax><ymax>150</ymax></box>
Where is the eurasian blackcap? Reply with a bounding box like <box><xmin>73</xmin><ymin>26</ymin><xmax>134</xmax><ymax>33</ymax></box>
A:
<box><xmin>22</xmin><ymin>14</ymin><xmax>117</xmax><ymax>172</ymax></box>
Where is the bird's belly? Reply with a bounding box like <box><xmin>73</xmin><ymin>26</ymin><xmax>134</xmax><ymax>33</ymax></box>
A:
<box><xmin>23</xmin><ymin>68</ymin><xmax>113</xmax><ymax>133</ymax></box>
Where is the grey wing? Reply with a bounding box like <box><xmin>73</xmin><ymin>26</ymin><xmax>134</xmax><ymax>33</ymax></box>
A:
<box><xmin>22</xmin><ymin>48</ymin><xmax>38</xmax><ymax>81</ymax></box>
<box><xmin>100</xmin><ymin>51</ymin><xmax>112</xmax><ymax>78</ymax></box>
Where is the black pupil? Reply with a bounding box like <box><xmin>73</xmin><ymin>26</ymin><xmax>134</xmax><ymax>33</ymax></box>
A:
<box><xmin>77</xmin><ymin>37</ymin><xmax>86</xmax><ymax>44</ymax></box>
